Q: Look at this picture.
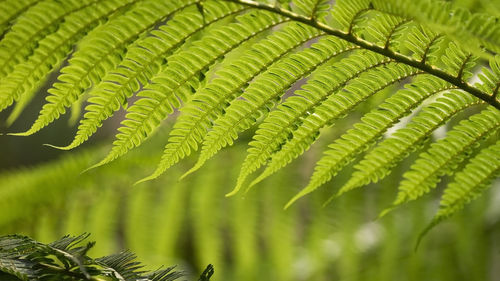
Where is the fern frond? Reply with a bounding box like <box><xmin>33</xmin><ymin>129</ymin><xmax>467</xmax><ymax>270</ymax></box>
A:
<box><xmin>475</xmin><ymin>56</ymin><xmax>500</xmax><ymax>97</ymax></box>
<box><xmin>363</xmin><ymin>13</ymin><xmax>410</xmax><ymax>50</ymax></box>
<box><xmin>234</xmin><ymin>51</ymin><xmax>390</xmax><ymax>194</ymax></box>
<box><xmin>13</xmin><ymin>0</ymin><xmax>194</xmax><ymax>133</ymax></box>
<box><xmin>0</xmin><ymin>0</ymin><xmax>498</xmax><ymax>222</ymax></box>
<box><xmin>0</xmin><ymin>235</ymin><xmax>39</xmax><ymax>280</ymax></box>
<box><xmin>372</xmin><ymin>0</ymin><xmax>500</xmax><ymax>58</ymax></box>
<box><xmin>0</xmin><ymin>0</ymin><xmax>40</xmax><ymax>35</ymax></box>
<box><xmin>391</xmin><ymin>107</ymin><xmax>500</xmax><ymax>207</ymax></box>
<box><xmin>292</xmin><ymin>0</ymin><xmax>330</xmax><ymax>21</ymax></box>
<box><xmin>5</xmin><ymin>83</ymin><xmax>40</xmax><ymax>126</ymax></box>
<box><xmin>404</xmin><ymin>25</ymin><xmax>444</xmax><ymax>64</ymax></box>
<box><xmin>225</xmin><ymin>0</ymin><xmax>498</xmax><ymax>108</ymax></box>
<box><xmin>44</xmin><ymin>234</ymin><xmax>95</xmax><ymax>278</ymax></box>
<box><xmin>420</xmin><ymin>140</ymin><xmax>500</xmax><ymax>238</ymax></box>
<box><xmin>139</xmin><ymin>22</ymin><xmax>322</xmax><ymax>184</ymax></box>
<box><xmin>91</xmin><ymin>9</ymin><xmax>285</xmax><ymax>169</ymax></box>
<box><xmin>441</xmin><ymin>42</ymin><xmax>477</xmax><ymax>80</ymax></box>
<box><xmin>0</xmin><ymin>0</ymin><xmax>140</xmax><ymax>113</ymax></box>
<box><xmin>0</xmin><ymin>233</ymin><xmax>207</xmax><ymax>281</ymax></box>
<box><xmin>184</xmin><ymin>36</ymin><xmax>356</xmax><ymax>180</ymax></box>
<box><xmin>339</xmin><ymin>91</ymin><xmax>483</xmax><ymax>197</ymax></box>
<box><xmin>234</xmin><ymin>11</ymin><xmax>415</xmax><ymax>194</ymax></box>
<box><xmin>300</xmin><ymin>41</ymin><xmax>480</xmax><ymax>206</ymax></box>
<box><xmin>250</xmin><ymin>63</ymin><xmax>420</xmax><ymax>188</ymax></box>
<box><xmin>40</xmin><ymin>1</ymin><xmax>245</xmax><ymax>147</ymax></box>
<box><xmin>95</xmin><ymin>251</ymin><xmax>144</xmax><ymax>280</ymax></box>
<box><xmin>0</xmin><ymin>0</ymin><xmax>99</xmax><ymax>79</ymax></box>
<box><xmin>330</xmin><ymin>0</ymin><xmax>372</xmax><ymax>33</ymax></box>
<box><xmin>291</xmin><ymin>76</ymin><xmax>456</xmax><ymax>207</ymax></box>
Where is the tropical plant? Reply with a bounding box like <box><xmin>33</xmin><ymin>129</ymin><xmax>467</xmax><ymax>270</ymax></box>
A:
<box><xmin>0</xmin><ymin>233</ymin><xmax>214</xmax><ymax>281</ymax></box>
<box><xmin>0</xmin><ymin>0</ymin><xmax>499</xmax><ymax>241</ymax></box>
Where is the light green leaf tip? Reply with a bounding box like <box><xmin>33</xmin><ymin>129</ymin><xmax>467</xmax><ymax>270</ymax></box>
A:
<box><xmin>179</xmin><ymin>159</ymin><xmax>206</xmax><ymax>181</ymax></box>
<box><xmin>42</xmin><ymin>143</ymin><xmax>74</xmax><ymax>151</ymax></box>
<box><xmin>377</xmin><ymin>205</ymin><xmax>399</xmax><ymax>219</ymax></box>
<box><xmin>133</xmin><ymin>174</ymin><xmax>157</xmax><ymax>186</ymax></box>
<box><xmin>7</xmin><ymin>130</ymin><xmax>35</xmax><ymax>137</ymax></box>
<box><xmin>284</xmin><ymin>187</ymin><xmax>315</xmax><ymax>209</ymax></box>
<box><xmin>225</xmin><ymin>183</ymin><xmax>242</xmax><ymax>197</ymax></box>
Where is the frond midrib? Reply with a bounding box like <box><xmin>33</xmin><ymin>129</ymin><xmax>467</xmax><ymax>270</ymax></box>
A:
<box><xmin>223</xmin><ymin>0</ymin><xmax>500</xmax><ymax>110</ymax></box>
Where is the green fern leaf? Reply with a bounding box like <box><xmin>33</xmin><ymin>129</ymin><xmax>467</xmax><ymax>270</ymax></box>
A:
<box><xmin>309</xmin><ymin>41</ymin><xmax>479</xmax><ymax>206</ymax></box>
<box><xmin>233</xmin><ymin>11</ymin><xmax>413</xmax><ymax>193</ymax></box>
<box><xmin>12</xmin><ymin>0</ymin><xmax>193</xmax><ymax>133</ymax></box>
<box><xmin>441</xmin><ymin>42</ymin><xmax>477</xmax><ymax>80</ymax></box>
<box><xmin>391</xmin><ymin>107</ymin><xmax>500</xmax><ymax>207</ymax></box>
<box><xmin>91</xmin><ymin>9</ymin><xmax>285</xmax><ymax>169</ymax></box>
<box><xmin>184</xmin><ymin>36</ymin><xmax>356</xmax><ymax>181</ymax></box>
<box><xmin>0</xmin><ymin>233</ymin><xmax>202</xmax><ymax>281</ymax></box>
<box><xmin>5</xmin><ymin>82</ymin><xmax>41</xmax><ymax>126</ymax></box>
<box><xmin>139</xmin><ymin>22</ymin><xmax>322</xmax><ymax>184</ymax></box>
<box><xmin>95</xmin><ymin>251</ymin><xmax>144</xmax><ymax>280</ymax></box>
<box><xmin>372</xmin><ymin>0</ymin><xmax>500</xmax><ymax>58</ymax></box>
<box><xmin>475</xmin><ymin>56</ymin><xmax>500</xmax><ymax>97</ymax></box>
<box><xmin>331</xmin><ymin>0</ymin><xmax>372</xmax><ymax>33</ymax></box>
<box><xmin>0</xmin><ymin>0</ymin><xmax>140</xmax><ymax>113</ymax></box>
<box><xmin>420</xmin><ymin>140</ymin><xmax>500</xmax><ymax>238</ymax></box>
<box><xmin>251</xmin><ymin>63</ymin><xmax>420</xmax><ymax>188</ymax></box>
<box><xmin>0</xmin><ymin>0</ymin><xmax>40</xmax><ymax>35</ymax></box>
<box><xmin>0</xmin><ymin>236</ymin><xmax>40</xmax><ymax>280</ymax></box>
<box><xmin>404</xmin><ymin>25</ymin><xmax>444</xmax><ymax>64</ymax></box>
<box><xmin>247</xmin><ymin>17</ymin><xmax>450</xmax><ymax>189</ymax></box>
<box><xmin>42</xmin><ymin>1</ymin><xmax>245</xmax><ymax>149</ymax></box>
<box><xmin>363</xmin><ymin>13</ymin><xmax>410</xmax><ymax>49</ymax></box>
<box><xmin>0</xmin><ymin>0</ymin><xmax>498</xmax><ymax>219</ymax></box>
<box><xmin>0</xmin><ymin>0</ymin><xmax>100</xmax><ymax>80</ymax></box>
<box><xmin>292</xmin><ymin>0</ymin><xmax>330</xmax><ymax>20</ymax></box>
<box><xmin>292</xmin><ymin>76</ymin><xmax>455</xmax><ymax>207</ymax></box>
<box><xmin>339</xmin><ymin>90</ymin><xmax>483</xmax><ymax>197</ymax></box>
<box><xmin>234</xmin><ymin>51</ymin><xmax>390</xmax><ymax>194</ymax></box>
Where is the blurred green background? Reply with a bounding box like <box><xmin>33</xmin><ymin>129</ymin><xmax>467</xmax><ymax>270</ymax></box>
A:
<box><xmin>0</xmin><ymin>123</ymin><xmax>499</xmax><ymax>281</ymax></box>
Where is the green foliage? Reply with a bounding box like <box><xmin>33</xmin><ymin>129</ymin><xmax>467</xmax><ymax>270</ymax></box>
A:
<box><xmin>0</xmin><ymin>136</ymin><xmax>498</xmax><ymax>281</ymax></box>
<box><xmin>417</xmin><ymin>140</ymin><xmax>500</xmax><ymax>240</ymax></box>
<box><xmin>0</xmin><ymin>0</ymin><xmax>498</xmax><ymax>233</ymax></box>
<box><xmin>0</xmin><ymin>233</ymin><xmax>213</xmax><ymax>281</ymax></box>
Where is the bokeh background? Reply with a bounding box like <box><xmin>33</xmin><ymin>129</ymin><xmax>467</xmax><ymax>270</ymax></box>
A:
<box><xmin>0</xmin><ymin>118</ymin><xmax>499</xmax><ymax>281</ymax></box>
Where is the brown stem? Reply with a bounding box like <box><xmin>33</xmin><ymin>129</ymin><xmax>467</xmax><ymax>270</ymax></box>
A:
<box><xmin>222</xmin><ymin>0</ymin><xmax>500</xmax><ymax>110</ymax></box>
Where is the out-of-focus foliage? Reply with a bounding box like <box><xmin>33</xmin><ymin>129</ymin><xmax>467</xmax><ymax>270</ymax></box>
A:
<box><xmin>0</xmin><ymin>233</ymin><xmax>213</xmax><ymax>281</ymax></box>
<box><xmin>1</xmin><ymin>130</ymin><xmax>498</xmax><ymax>281</ymax></box>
